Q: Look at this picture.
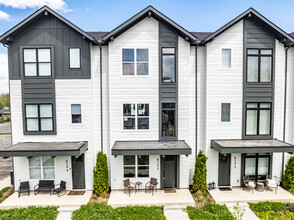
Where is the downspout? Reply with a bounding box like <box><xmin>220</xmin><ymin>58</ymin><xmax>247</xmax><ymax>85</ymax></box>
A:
<box><xmin>99</xmin><ymin>43</ymin><xmax>103</xmax><ymax>152</ymax></box>
<box><xmin>282</xmin><ymin>43</ymin><xmax>293</xmax><ymax>180</ymax></box>
<box><xmin>195</xmin><ymin>44</ymin><xmax>198</xmax><ymax>158</ymax></box>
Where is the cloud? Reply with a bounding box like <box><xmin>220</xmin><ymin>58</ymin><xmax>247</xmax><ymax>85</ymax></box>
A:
<box><xmin>0</xmin><ymin>0</ymin><xmax>71</xmax><ymax>13</ymax></box>
<box><xmin>0</xmin><ymin>54</ymin><xmax>9</xmax><ymax>94</ymax></box>
<box><xmin>0</xmin><ymin>10</ymin><xmax>10</xmax><ymax>21</ymax></box>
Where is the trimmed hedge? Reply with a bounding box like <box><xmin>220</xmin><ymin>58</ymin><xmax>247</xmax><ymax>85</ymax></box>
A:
<box><xmin>93</xmin><ymin>152</ymin><xmax>109</xmax><ymax>195</ymax></box>
<box><xmin>283</xmin><ymin>156</ymin><xmax>294</xmax><ymax>190</ymax></box>
<box><xmin>192</xmin><ymin>150</ymin><xmax>208</xmax><ymax>191</ymax></box>
<box><xmin>187</xmin><ymin>204</ymin><xmax>233</xmax><ymax>220</ymax></box>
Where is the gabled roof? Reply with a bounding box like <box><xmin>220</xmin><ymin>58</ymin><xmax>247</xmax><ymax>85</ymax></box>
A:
<box><xmin>0</xmin><ymin>6</ymin><xmax>96</xmax><ymax>44</ymax></box>
<box><xmin>200</xmin><ymin>8</ymin><xmax>294</xmax><ymax>46</ymax></box>
<box><xmin>101</xmin><ymin>5</ymin><xmax>198</xmax><ymax>44</ymax></box>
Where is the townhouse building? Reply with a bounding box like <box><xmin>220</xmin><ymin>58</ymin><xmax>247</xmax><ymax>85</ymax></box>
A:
<box><xmin>0</xmin><ymin>5</ymin><xmax>294</xmax><ymax>191</ymax></box>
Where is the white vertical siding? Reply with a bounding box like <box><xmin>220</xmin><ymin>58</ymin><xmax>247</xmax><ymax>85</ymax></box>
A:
<box><xmin>230</xmin><ymin>154</ymin><xmax>242</xmax><ymax>186</ymax></box>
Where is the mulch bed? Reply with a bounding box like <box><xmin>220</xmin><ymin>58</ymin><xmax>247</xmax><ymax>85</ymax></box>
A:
<box><xmin>68</xmin><ymin>191</ymin><xmax>85</xmax><ymax>195</ymax></box>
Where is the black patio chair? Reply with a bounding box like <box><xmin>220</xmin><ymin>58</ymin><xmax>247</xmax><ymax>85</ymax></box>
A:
<box><xmin>53</xmin><ymin>181</ymin><xmax>66</xmax><ymax>197</ymax></box>
<box><xmin>18</xmin><ymin>181</ymin><xmax>30</xmax><ymax>198</ymax></box>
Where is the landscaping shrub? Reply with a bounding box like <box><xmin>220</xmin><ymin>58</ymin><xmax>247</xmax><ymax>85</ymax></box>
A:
<box><xmin>93</xmin><ymin>152</ymin><xmax>109</xmax><ymax>195</ymax></box>
<box><xmin>186</xmin><ymin>207</ymin><xmax>216</xmax><ymax>220</ymax></box>
<box><xmin>72</xmin><ymin>202</ymin><xmax>165</xmax><ymax>220</ymax></box>
<box><xmin>192</xmin><ymin>150</ymin><xmax>208</xmax><ymax>191</ymax></box>
<box><xmin>0</xmin><ymin>206</ymin><xmax>58</xmax><ymax>220</ymax></box>
<box><xmin>283</xmin><ymin>156</ymin><xmax>294</xmax><ymax>190</ymax></box>
<box><xmin>249</xmin><ymin>201</ymin><xmax>285</xmax><ymax>212</ymax></box>
<box><xmin>186</xmin><ymin>204</ymin><xmax>233</xmax><ymax>220</ymax></box>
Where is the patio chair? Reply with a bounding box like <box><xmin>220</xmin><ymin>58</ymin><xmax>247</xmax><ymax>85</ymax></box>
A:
<box><xmin>123</xmin><ymin>179</ymin><xmax>136</xmax><ymax>197</ymax></box>
<box><xmin>18</xmin><ymin>181</ymin><xmax>30</xmax><ymax>198</ymax></box>
<box><xmin>266</xmin><ymin>175</ymin><xmax>280</xmax><ymax>194</ymax></box>
<box><xmin>34</xmin><ymin>180</ymin><xmax>54</xmax><ymax>195</ymax></box>
<box><xmin>145</xmin><ymin>177</ymin><xmax>158</xmax><ymax>196</ymax></box>
<box><xmin>243</xmin><ymin>176</ymin><xmax>255</xmax><ymax>194</ymax></box>
<box><xmin>53</xmin><ymin>181</ymin><xmax>66</xmax><ymax>197</ymax></box>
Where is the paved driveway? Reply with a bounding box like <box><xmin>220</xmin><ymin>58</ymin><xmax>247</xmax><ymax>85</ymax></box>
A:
<box><xmin>0</xmin><ymin>124</ymin><xmax>12</xmax><ymax>180</ymax></box>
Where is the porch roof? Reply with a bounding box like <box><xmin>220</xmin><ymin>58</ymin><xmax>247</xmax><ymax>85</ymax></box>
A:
<box><xmin>211</xmin><ymin>139</ymin><xmax>294</xmax><ymax>154</ymax></box>
<box><xmin>112</xmin><ymin>140</ymin><xmax>191</xmax><ymax>156</ymax></box>
<box><xmin>0</xmin><ymin>141</ymin><xmax>88</xmax><ymax>158</ymax></box>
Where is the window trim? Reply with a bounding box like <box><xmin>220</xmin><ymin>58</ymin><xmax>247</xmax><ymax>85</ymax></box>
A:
<box><xmin>161</xmin><ymin>102</ymin><xmax>176</xmax><ymax>138</ymax></box>
<box><xmin>71</xmin><ymin>104</ymin><xmax>82</xmax><ymax>124</ymax></box>
<box><xmin>25</xmin><ymin>103</ymin><xmax>54</xmax><ymax>133</ymax></box>
<box><xmin>29</xmin><ymin>156</ymin><xmax>55</xmax><ymax>180</ymax></box>
<box><xmin>122</xmin><ymin>103</ymin><xmax>150</xmax><ymax>130</ymax></box>
<box><xmin>68</xmin><ymin>47</ymin><xmax>81</xmax><ymax>70</ymax></box>
<box><xmin>123</xmin><ymin>155</ymin><xmax>149</xmax><ymax>178</ymax></box>
<box><xmin>246</xmin><ymin>48</ymin><xmax>273</xmax><ymax>83</ymax></box>
<box><xmin>23</xmin><ymin>48</ymin><xmax>52</xmax><ymax>77</ymax></box>
<box><xmin>161</xmin><ymin>47</ymin><xmax>176</xmax><ymax>83</ymax></box>
<box><xmin>121</xmin><ymin>48</ymin><xmax>149</xmax><ymax>76</ymax></box>
<box><xmin>245</xmin><ymin>102</ymin><xmax>272</xmax><ymax>136</ymax></box>
<box><xmin>221</xmin><ymin>48</ymin><xmax>232</xmax><ymax>69</ymax></box>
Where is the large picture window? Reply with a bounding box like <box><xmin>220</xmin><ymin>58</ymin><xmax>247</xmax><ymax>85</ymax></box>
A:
<box><xmin>29</xmin><ymin>156</ymin><xmax>55</xmax><ymax>179</ymax></box>
<box><xmin>123</xmin><ymin>104</ymin><xmax>149</xmax><ymax>130</ymax></box>
<box><xmin>244</xmin><ymin>153</ymin><xmax>271</xmax><ymax>182</ymax></box>
<box><xmin>122</xmin><ymin>48</ymin><xmax>148</xmax><ymax>76</ymax></box>
<box><xmin>123</xmin><ymin>155</ymin><xmax>149</xmax><ymax>178</ymax></box>
<box><xmin>247</xmin><ymin>49</ymin><xmax>272</xmax><ymax>82</ymax></box>
<box><xmin>162</xmin><ymin>103</ymin><xmax>175</xmax><ymax>137</ymax></box>
<box><xmin>246</xmin><ymin>103</ymin><xmax>271</xmax><ymax>136</ymax></box>
<box><xmin>25</xmin><ymin>104</ymin><xmax>53</xmax><ymax>132</ymax></box>
<box><xmin>162</xmin><ymin>48</ymin><xmax>176</xmax><ymax>83</ymax></box>
<box><xmin>23</xmin><ymin>48</ymin><xmax>52</xmax><ymax>76</ymax></box>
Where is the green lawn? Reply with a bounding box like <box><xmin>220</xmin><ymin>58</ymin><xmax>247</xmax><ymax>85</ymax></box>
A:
<box><xmin>0</xmin><ymin>133</ymin><xmax>11</xmax><ymax>135</ymax></box>
<box><xmin>249</xmin><ymin>201</ymin><xmax>294</xmax><ymax>220</ymax></box>
<box><xmin>186</xmin><ymin>204</ymin><xmax>234</xmax><ymax>220</ymax></box>
<box><xmin>72</xmin><ymin>202</ymin><xmax>166</xmax><ymax>220</ymax></box>
<box><xmin>0</xmin><ymin>206</ymin><xmax>58</xmax><ymax>220</ymax></box>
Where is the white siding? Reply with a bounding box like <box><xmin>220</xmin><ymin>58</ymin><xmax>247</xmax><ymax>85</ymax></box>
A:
<box><xmin>230</xmin><ymin>154</ymin><xmax>242</xmax><ymax>186</ymax></box>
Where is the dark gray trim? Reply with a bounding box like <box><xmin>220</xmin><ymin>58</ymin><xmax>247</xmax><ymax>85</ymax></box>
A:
<box><xmin>201</xmin><ymin>8</ymin><xmax>294</xmax><ymax>45</ymax></box>
<box><xmin>102</xmin><ymin>5</ymin><xmax>197</xmax><ymax>44</ymax></box>
<box><xmin>0</xmin><ymin>6</ymin><xmax>95</xmax><ymax>44</ymax></box>
<box><xmin>160</xmin><ymin>155</ymin><xmax>179</xmax><ymax>189</ymax></box>
<box><xmin>112</xmin><ymin>149</ymin><xmax>191</xmax><ymax>156</ymax></box>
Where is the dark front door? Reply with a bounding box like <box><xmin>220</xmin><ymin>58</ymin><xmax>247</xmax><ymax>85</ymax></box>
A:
<box><xmin>162</xmin><ymin>155</ymin><xmax>177</xmax><ymax>189</ymax></box>
<box><xmin>218</xmin><ymin>153</ymin><xmax>231</xmax><ymax>187</ymax></box>
<box><xmin>72</xmin><ymin>154</ymin><xmax>85</xmax><ymax>189</ymax></box>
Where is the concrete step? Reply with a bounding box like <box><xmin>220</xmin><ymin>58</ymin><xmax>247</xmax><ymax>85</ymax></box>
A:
<box><xmin>164</xmin><ymin>205</ymin><xmax>187</xmax><ymax>210</ymax></box>
<box><xmin>56</xmin><ymin>212</ymin><xmax>72</xmax><ymax>220</ymax></box>
<box><xmin>58</xmin><ymin>205</ymin><xmax>80</xmax><ymax>213</ymax></box>
<box><xmin>225</xmin><ymin>202</ymin><xmax>249</xmax><ymax>208</ymax></box>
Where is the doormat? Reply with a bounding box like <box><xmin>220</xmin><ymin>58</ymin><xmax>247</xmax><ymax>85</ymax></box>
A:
<box><xmin>164</xmin><ymin>189</ymin><xmax>176</xmax><ymax>193</ymax></box>
<box><xmin>68</xmin><ymin>191</ymin><xmax>85</xmax><ymax>195</ymax></box>
<box><xmin>219</xmin><ymin>187</ymin><xmax>232</xmax><ymax>191</ymax></box>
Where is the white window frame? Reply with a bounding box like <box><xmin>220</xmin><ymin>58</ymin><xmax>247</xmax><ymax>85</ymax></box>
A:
<box><xmin>69</xmin><ymin>48</ymin><xmax>81</xmax><ymax>69</ymax></box>
<box><xmin>221</xmin><ymin>103</ymin><xmax>231</xmax><ymax>122</ymax></box>
<box><xmin>29</xmin><ymin>156</ymin><xmax>55</xmax><ymax>180</ymax></box>
<box><xmin>122</xmin><ymin>103</ymin><xmax>150</xmax><ymax>130</ymax></box>
<box><xmin>121</xmin><ymin>48</ymin><xmax>149</xmax><ymax>76</ymax></box>
<box><xmin>123</xmin><ymin>155</ymin><xmax>149</xmax><ymax>178</ymax></box>
<box><xmin>71</xmin><ymin>104</ymin><xmax>82</xmax><ymax>124</ymax></box>
<box><xmin>220</xmin><ymin>48</ymin><xmax>232</xmax><ymax>70</ymax></box>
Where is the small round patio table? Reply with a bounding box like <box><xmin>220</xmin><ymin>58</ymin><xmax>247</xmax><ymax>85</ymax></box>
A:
<box><xmin>256</xmin><ymin>182</ymin><xmax>265</xmax><ymax>192</ymax></box>
<box><xmin>135</xmin><ymin>181</ymin><xmax>142</xmax><ymax>193</ymax></box>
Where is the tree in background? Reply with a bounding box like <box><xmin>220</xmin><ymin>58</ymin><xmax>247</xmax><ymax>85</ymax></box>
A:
<box><xmin>93</xmin><ymin>152</ymin><xmax>109</xmax><ymax>195</ymax></box>
<box><xmin>0</xmin><ymin>94</ymin><xmax>9</xmax><ymax>109</ymax></box>
<box><xmin>283</xmin><ymin>156</ymin><xmax>294</xmax><ymax>190</ymax></box>
<box><xmin>193</xmin><ymin>150</ymin><xmax>208</xmax><ymax>192</ymax></box>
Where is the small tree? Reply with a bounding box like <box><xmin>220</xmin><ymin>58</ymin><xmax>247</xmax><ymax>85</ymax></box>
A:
<box><xmin>93</xmin><ymin>152</ymin><xmax>109</xmax><ymax>195</ymax></box>
<box><xmin>283</xmin><ymin>156</ymin><xmax>294</xmax><ymax>190</ymax></box>
<box><xmin>193</xmin><ymin>150</ymin><xmax>208</xmax><ymax>192</ymax></box>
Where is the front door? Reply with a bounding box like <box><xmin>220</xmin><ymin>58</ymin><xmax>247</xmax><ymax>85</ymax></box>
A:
<box><xmin>72</xmin><ymin>154</ymin><xmax>85</xmax><ymax>189</ymax></box>
<box><xmin>218</xmin><ymin>153</ymin><xmax>231</xmax><ymax>187</ymax></box>
<box><xmin>162</xmin><ymin>155</ymin><xmax>177</xmax><ymax>189</ymax></box>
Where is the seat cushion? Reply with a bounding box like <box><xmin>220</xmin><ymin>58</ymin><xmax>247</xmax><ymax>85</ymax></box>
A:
<box><xmin>248</xmin><ymin>181</ymin><xmax>255</xmax><ymax>187</ymax></box>
<box><xmin>267</xmin><ymin>179</ymin><xmax>277</xmax><ymax>187</ymax></box>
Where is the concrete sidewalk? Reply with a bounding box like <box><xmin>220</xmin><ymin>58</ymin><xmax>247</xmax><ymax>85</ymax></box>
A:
<box><xmin>226</xmin><ymin>202</ymin><xmax>259</xmax><ymax>220</ymax></box>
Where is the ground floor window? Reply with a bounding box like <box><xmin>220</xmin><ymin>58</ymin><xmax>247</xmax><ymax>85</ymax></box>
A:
<box><xmin>123</xmin><ymin>155</ymin><xmax>149</xmax><ymax>178</ymax></box>
<box><xmin>29</xmin><ymin>156</ymin><xmax>55</xmax><ymax>179</ymax></box>
<box><xmin>243</xmin><ymin>153</ymin><xmax>271</xmax><ymax>182</ymax></box>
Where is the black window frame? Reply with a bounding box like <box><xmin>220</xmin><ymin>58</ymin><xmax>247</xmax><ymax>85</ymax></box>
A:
<box><xmin>25</xmin><ymin>103</ymin><xmax>54</xmax><ymax>132</ymax></box>
<box><xmin>68</xmin><ymin>47</ymin><xmax>81</xmax><ymax>70</ymax></box>
<box><xmin>161</xmin><ymin>47</ymin><xmax>176</xmax><ymax>83</ymax></box>
<box><xmin>245</xmin><ymin>102</ymin><xmax>272</xmax><ymax>136</ymax></box>
<box><xmin>161</xmin><ymin>102</ymin><xmax>176</xmax><ymax>138</ymax></box>
<box><xmin>246</xmin><ymin>48</ymin><xmax>273</xmax><ymax>83</ymax></box>
<box><xmin>71</xmin><ymin>104</ymin><xmax>82</xmax><ymax>123</ymax></box>
<box><xmin>123</xmin><ymin>103</ymin><xmax>149</xmax><ymax>130</ymax></box>
<box><xmin>23</xmin><ymin>48</ymin><xmax>52</xmax><ymax>77</ymax></box>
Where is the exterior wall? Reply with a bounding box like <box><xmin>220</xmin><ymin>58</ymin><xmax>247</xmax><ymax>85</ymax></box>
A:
<box><xmin>205</xmin><ymin>20</ymin><xmax>244</xmax><ymax>185</ymax></box>
<box><xmin>286</xmin><ymin>48</ymin><xmax>294</xmax><ymax>144</ymax></box>
<box><xmin>230</xmin><ymin>154</ymin><xmax>242</xmax><ymax>186</ymax></box>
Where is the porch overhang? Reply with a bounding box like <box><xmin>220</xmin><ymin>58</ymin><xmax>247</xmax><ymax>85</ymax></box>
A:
<box><xmin>0</xmin><ymin>141</ymin><xmax>88</xmax><ymax>158</ymax></box>
<box><xmin>211</xmin><ymin>139</ymin><xmax>294</xmax><ymax>154</ymax></box>
<box><xmin>112</xmin><ymin>140</ymin><xmax>191</xmax><ymax>156</ymax></box>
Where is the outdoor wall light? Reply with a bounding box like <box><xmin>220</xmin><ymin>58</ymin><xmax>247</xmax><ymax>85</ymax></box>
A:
<box><xmin>212</xmin><ymin>181</ymin><xmax>216</xmax><ymax>189</ymax></box>
<box><xmin>208</xmin><ymin>182</ymin><xmax>212</xmax><ymax>190</ymax></box>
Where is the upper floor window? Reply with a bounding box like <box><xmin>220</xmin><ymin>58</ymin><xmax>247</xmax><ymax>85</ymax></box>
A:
<box><xmin>247</xmin><ymin>49</ymin><xmax>272</xmax><ymax>82</ymax></box>
<box><xmin>162</xmin><ymin>103</ymin><xmax>176</xmax><ymax>137</ymax></box>
<box><xmin>122</xmin><ymin>49</ymin><xmax>148</xmax><ymax>76</ymax></box>
<box><xmin>222</xmin><ymin>49</ymin><xmax>231</xmax><ymax>69</ymax></box>
<box><xmin>246</xmin><ymin>103</ymin><xmax>271</xmax><ymax>136</ymax></box>
<box><xmin>162</xmin><ymin>48</ymin><xmax>176</xmax><ymax>83</ymax></box>
<box><xmin>69</xmin><ymin>48</ymin><xmax>81</xmax><ymax>69</ymax></box>
<box><xmin>123</xmin><ymin>103</ymin><xmax>149</xmax><ymax>130</ymax></box>
<box><xmin>25</xmin><ymin>104</ymin><xmax>53</xmax><ymax>132</ymax></box>
<box><xmin>23</xmin><ymin>48</ymin><xmax>51</xmax><ymax>76</ymax></box>
<box><xmin>71</xmin><ymin>104</ymin><xmax>81</xmax><ymax>123</ymax></box>
<box><xmin>221</xmin><ymin>103</ymin><xmax>231</xmax><ymax>122</ymax></box>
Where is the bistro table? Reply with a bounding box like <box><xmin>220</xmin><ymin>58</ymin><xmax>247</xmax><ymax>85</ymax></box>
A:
<box><xmin>256</xmin><ymin>182</ymin><xmax>265</xmax><ymax>192</ymax></box>
<box><xmin>135</xmin><ymin>181</ymin><xmax>142</xmax><ymax>193</ymax></box>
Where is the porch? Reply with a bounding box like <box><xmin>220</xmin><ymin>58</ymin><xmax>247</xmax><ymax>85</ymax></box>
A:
<box><xmin>209</xmin><ymin>187</ymin><xmax>294</xmax><ymax>205</ymax></box>
<box><xmin>108</xmin><ymin>189</ymin><xmax>195</xmax><ymax>208</ymax></box>
<box><xmin>0</xmin><ymin>191</ymin><xmax>92</xmax><ymax>208</ymax></box>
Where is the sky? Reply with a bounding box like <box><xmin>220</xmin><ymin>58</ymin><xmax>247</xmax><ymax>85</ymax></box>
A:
<box><xmin>1</xmin><ymin>0</ymin><xmax>294</xmax><ymax>94</ymax></box>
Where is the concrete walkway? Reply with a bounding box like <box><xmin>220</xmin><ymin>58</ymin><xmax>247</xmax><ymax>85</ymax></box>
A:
<box><xmin>0</xmin><ymin>177</ymin><xmax>10</xmax><ymax>190</ymax></box>
<box><xmin>164</xmin><ymin>205</ymin><xmax>189</xmax><ymax>220</ymax></box>
<box><xmin>226</xmin><ymin>202</ymin><xmax>259</xmax><ymax>220</ymax></box>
